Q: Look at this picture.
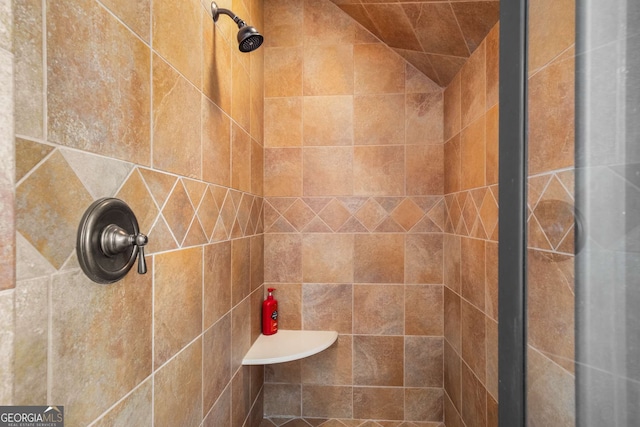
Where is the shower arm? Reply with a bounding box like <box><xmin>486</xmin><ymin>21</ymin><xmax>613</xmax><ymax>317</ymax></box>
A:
<box><xmin>212</xmin><ymin>4</ymin><xmax>247</xmax><ymax>28</ymax></box>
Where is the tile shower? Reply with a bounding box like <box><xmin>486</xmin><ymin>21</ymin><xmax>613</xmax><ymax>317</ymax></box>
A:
<box><xmin>1</xmin><ymin>0</ymin><xmax>578</xmax><ymax>426</ymax></box>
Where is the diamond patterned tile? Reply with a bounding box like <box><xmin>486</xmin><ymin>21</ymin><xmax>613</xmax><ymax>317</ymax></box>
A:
<box><xmin>61</xmin><ymin>148</ymin><xmax>132</xmax><ymax>199</ymax></box>
<box><xmin>237</xmin><ymin>193</ymin><xmax>254</xmax><ymax>234</ymax></box>
<box><xmin>303</xmin><ymin>197</ymin><xmax>333</xmax><ymax>214</ymax></box>
<box><xmin>375</xmin><ymin>197</ymin><xmax>404</xmax><ymax>214</ymax></box>
<box><xmin>182</xmin><ymin>178</ymin><xmax>208</xmax><ymax>208</ymax></box>
<box><xmin>162</xmin><ymin>181</ymin><xmax>195</xmax><ymax>245</ymax></box>
<box><xmin>337</xmin><ymin>197</ymin><xmax>368</xmax><ymax>214</ymax></box>
<box><xmin>375</xmin><ymin>217</ymin><xmax>404</xmax><ymax>232</ymax></box>
<box><xmin>197</xmin><ymin>188</ymin><xmax>220</xmax><ymax>239</ymax></box>
<box><xmin>355</xmin><ymin>199</ymin><xmax>388</xmax><ymax>231</ymax></box>
<box><xmin>319</xmin><ymin>199</ymin><xmax>352</xmax><ymax>231</ymax></box>
<box><xmin>219</xmin><ymin>191</ymin><xmax>237</xmax><ymax>234</ymax></box>
<box><xmin>303</xmin><ymin>217</ymin><xmax>333</xmax><ymax>233</ymax></box>
<box><xmin>283</xmin><ymin>199</ymin><xmax>316</xmax><ymax>231</ymax></box>
<box><xmin>146</xmin><ymin>216</ymin><xmax>178</xmax><ymax>254</ymax></box>
<box><xmin>116</xmin><ymin>169</ymin><xmax>160</xmax><ymax>233</ymax></box>
<box><xmin>427</xmin><ymin>199</ymin><xmax>445</xmax><ymax>231</ymax></box>
<box><xmin>139</xmin><ymin>168</ymin><xmax>177</xmax><ymax>208</ymax></box>
<box><xmin>15</xmin><ymin>138</ymin><xmax>55</xmax><ymax>182</ymax></box>
<box><xmin>16</xmin><ymin>151</ymin><xmax>93</xmax><ymax>269</ymax></box>
<box><xmin>479</xmin><ymin>190</ymin><xmax>498</xmax><ymax>238</ymax></box>
<box><xmin>211</xmin><ymin>217</ymin><xmax>228</xmax><ymax>242</ymax></box>
<box><xmin>183</xmin><ymin>219</ymin><xmax>208</xmax><ymax>246</ymax></box>
<box><xmin>390</xmin><ymin>198</ymin><xmax>424</xmax><ymax>231</ymax></box>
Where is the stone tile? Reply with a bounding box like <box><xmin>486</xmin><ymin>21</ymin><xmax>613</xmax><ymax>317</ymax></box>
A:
<box><xmin>60</xmin><ymin>149</ymin><xmax>133</xmax><ymax>199</ymax></box>
<box><xmin>152</xmin><ymin>0</ymin><xmax>201</xmax><ymax>86</ymax></box>
<box><xmin>528</xmin><ymin>249</ymin><xmax>575</xmax><ymax>373</ymax></box>
<box><xmin>444</xmin><ymin>340</ymin><xmax>462</xmax><ymax>413</ymax></box>
<box><xmin>444</xmin><ymin>287</ymin><xmax>462</xmax><ymax>354</ymax></box>
<box><xmin>203</xmin><ymin>386</ymin><xmax>231</xmax><ymax>427</ymax></box>
<box><xmin>203</xmin><ymin>242</ymin><xmax>231</xmax><ymax>329</ymax></box>
<box><xmin>461</xmin><ymin>237</ymin><xmax>485</xmax><ymax>311</ymax></box>
<box><xmin>14</xmin><ymin>277</ymin><xmax>48</xmax><ymax>405</ymax></box>
<box><xmin>354</xmin><ymin>285</ymin><xmax>403</xmax><ymax>335</ymax></box>
<box><xmin>264</xmin><ymin>384</ymin><xmax>301</xmax><ymax>417</ymax></box>
<box><xmin>354</xmin><ymin>234</ymin><xmax>404</xmax><ymax>283</ymax></box>
<box><xmin>528</xmin><ymin>50</ymin><xmax>575</xmax><ymax>175</ymax></box>
<box><xmin>527</xmin><ymin>346</ymin><xmax>575</xmax><ymax>426</ymax></box>
<box><xmin>50</xmin><ymin>268</ymin><xmax>152</xmax><ymax>426</ymax></box>
<box><xmin>232</xmin><ymin>237</ymin><xmax>251</xmax><ymax>306</ymax></box>
<box><xmin>231</xmin><ymin>297</ymin><xmax>252</xmax><ymax>372</ymax></box>
<box><xmin>301</xmin><ymin>334</ymin><xmax>352</xmax><ymax>385</ymax></box>
<box><xmin>303</xmin><ymin>96</ymin><xmax>353</xmax><ymax>146</ymax></box>
<box><xmin>154</xmin><ymin>247</ymin><xmax>202</xmax><ymax>368</ymax></box>
<box><xmin>461</xmin><ymin>363</ymin><xmax>486</xmax><ymax>427</ymax></box>
<box><xmin>152</xmin><ymin>55</ymin><xmax>202</xmax><ymax>179</ymax></box>
<box><xmin>406</xmin><ymin>144</ymin><xmax>444</xmax><ymax>196</ymax></box>
<box><xmin>405</xmin><ymin>234</ymin><xmax>443</xmax><ymax>284</ymax></box>
<box><xmin>154</xmin><ymin>338</ymin><xmax>203</xmax><ymax>427</ymax></box>
<box><xmin>460</xmin><ymin>43</ymin><xmax>486</xmax><ymax>128</ymax></box>
<box><xmin>303</xmin><ymin>45</ymin><xmax>354</xmax><ymax>96</ymax></box>
<box><xmin>353</xmin><ymin>335</ymin><xmax>403</xmax><ymax>386</ymax></box>
<box><xmin>405</xmin><ymin>388</ymin><xmax>443</xmax><ymax>422</ymax></box>
<box><xmin>354</xmin><ymin>43</ymin><xmax>404</xmax><ymax>94</ymax></box>
<box><xmin>265</xmin><ymin>47</ymin><xmax>303</xmax><ymax>97</ymax></box>
<box><xmin>302</xmin><ymin>385</ymin><xmax>353</xmax><ymax>418</ymax></box>
<box><xmin>47</xmin><ymin>0</ymin><xmax>151</xmax><ymax>164</ymax></box>
<box><xmin>161</xmin><ymin>181</ymin><xmax>195</xmax><ymax>245</ymax></box>
<box><xmin>405</xmin><ymin>285</ymin><xmax>443</xmax><ymax>336</ymax></box>
<box><xmin>451</xmin><ymin>2</ymin><xmax>499</xmax><ymax>53</ymax></box>
<box><xmin>353</xmin><ymin>146</ymin><xmax>405</xmax><ymax>196</ymax></box>
<box><xmin>265</xmin><ymin>97</ymin><xmax>303</xmax><ymax>148</ymax></box>
<box><xmin>303</xmin><ymin>283</ymin><xmax>352</xmax><ymax>334</ymax></box>
<box><xmin>303</xmin><ymin>147</ymin><xmax>353</xmax><ymax>196</ymax></box>
<box><xmin>203</xmin><ymin>18</ymin><xmax>232</xmax><ymax>114</ymax></box>
<box><xmin>354</xmin><ymin>94</ymin><xmax>404</xmax><ymax>146</ymax></box>
<box><xmin>270</xmin><ymin>283</ymin><xmax>301</xmax><ymax>330</ymax></box>
<box><xmin>264</xmin><ymin>234</ymin><xmax>302</xmax><ymax>283</ymax></box>
<box><xmin>304</xmin><ymin>0</ymin><xmax>355</xmax><ymax>47</ymax></box>
<box><xmin>405</xmin><ymin>336</ymin><xmax>444</xmax><ymax>388</ymax></box>
<box><xmin>302</xmin><ymin>234</ymin><xmax>354</xmax><ymax>283</ymax></box>
<box><xmin>202</xmin><ymin>98</ymin><xmax>231</xmax><ymax>186</ymax></box>
<box><xmin>460</xmin><ymin>115</ymin><xmax>486</xmax><ymax>191</ymax></box>
<box><xmin>461</xmin><ymin>299</ymin><xmax>486</xmax><ymax>384</ymax></box>
<box><xmin>16</xmin><ymin>151</ymin><xmax>93</xmax><ymax>269</ymax></box>
<box><xmin>264</xmin><ymin>0</ymin><xmax>304</xmax><ymax>48</ymax></box>
<box><xmin>528</xmin><ymin>0</ymin><xmax>575</xmax><ymax>73</ymax></box>
<box><xmin>93</xmin><ymin>379</ymin><xmax>152</xmax><ymax>427</ymax></box>
<box><xmin>265</xmin><ymin>148</ymin><xmax>303</xmax><ymax>197</ymax></box>
<box><xmin>100</xmin><ymin>0</ymin><xmax>150</xmax><ymax>42</ymax></box>
<box><xmin>203</xmin><ymin>314</ymin><xmax>232</xmax><ymax>415</ymax></box>
<box><xmin>14</xmin><ymin>0</ymin><xmax>44</xmax><ymax>138</ymax></box>
<box><xmin>353</xmin><ymin>386</ymin><xmax>404</xmax><ymax>421</ymax></box>
<box><xmin>406</xmin><ymin>92</ymin><xmax>444</xmax><ymax>145</ymax></box>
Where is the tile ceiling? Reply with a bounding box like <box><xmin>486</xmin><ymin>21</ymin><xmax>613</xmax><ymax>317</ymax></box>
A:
<box><xmin>330</xmin><ymin>0</ymin><xmax>500</xmax><ymax>87</ymax></box>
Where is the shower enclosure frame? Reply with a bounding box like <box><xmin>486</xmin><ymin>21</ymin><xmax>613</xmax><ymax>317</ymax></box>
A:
<box><xmin>498</xmin><ymin>0</ymin><xmax>528</xmax><ymax>425</ymax></box>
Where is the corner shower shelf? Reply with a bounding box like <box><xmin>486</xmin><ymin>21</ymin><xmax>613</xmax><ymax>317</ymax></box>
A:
<box><xmin>242</xmin><ymin>330</ymin><xmax>338</xmax><ymax>365</ymax></box>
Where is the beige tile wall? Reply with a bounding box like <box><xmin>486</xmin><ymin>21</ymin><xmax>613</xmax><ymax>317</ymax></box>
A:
<box><xmin>13</xmin><ymin>0</ymin><xmax>264</xmax><ymax>425</ymax></box>
<box><xmin>262</xmin><ymin>0</ymin><xmax>446</xmax><ymax>423</ymax></box>
<box><xmin>0</xmin><ymin>0</ymin><xmax>14</xmax><ymax>404</ymax></box>
<box><xmin>526</xmin><ymin>0</ymin><xmax>576</xmax><ymax>424</ymax></box>
<box><xmin>442</xmin><ymin>23</ymin><xmax>499</xmax><ymax>427</ymax></box>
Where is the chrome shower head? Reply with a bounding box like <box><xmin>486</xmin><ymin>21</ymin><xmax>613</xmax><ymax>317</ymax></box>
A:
<box><xmin>210</xmin><ymin>1</ymin><xmax>264</xmax><ymax>53</ymax></box>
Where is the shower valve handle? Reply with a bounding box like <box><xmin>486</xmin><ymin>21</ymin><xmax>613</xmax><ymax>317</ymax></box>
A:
<box><xmin>101</xmin><ymin>224</ymin><xmax>148</xmax><ymax>274</ymax></box>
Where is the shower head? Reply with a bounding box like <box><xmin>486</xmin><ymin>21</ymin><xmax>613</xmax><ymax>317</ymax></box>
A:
<box><xmin>210</xmin><ymin>2</ymin><xmax>264</xmax><ymax>53</ymax></box>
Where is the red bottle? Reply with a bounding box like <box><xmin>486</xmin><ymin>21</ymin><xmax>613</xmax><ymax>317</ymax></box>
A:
<box><xmin>262</xmin><ymin>288</ymin><xmax>278</xmax><ymax>335</ymax></box>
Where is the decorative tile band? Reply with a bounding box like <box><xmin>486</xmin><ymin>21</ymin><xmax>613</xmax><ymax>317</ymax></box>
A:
<box><xmin>264</xmin><ymin>196</ymin><xmax>445</xmax><ymax>234</ymax></box>
<box><xmin>15</xmin><ymin>143</ymin><xmax>263</xmax><ymax>277</ymax></box>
